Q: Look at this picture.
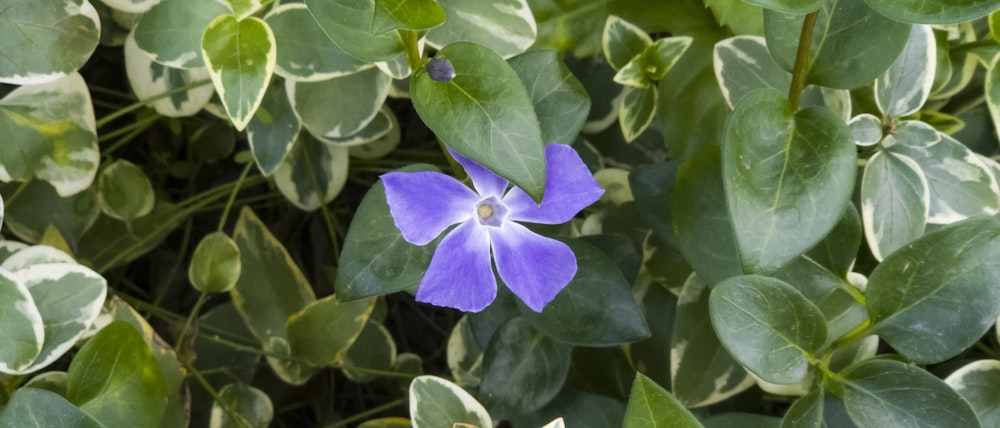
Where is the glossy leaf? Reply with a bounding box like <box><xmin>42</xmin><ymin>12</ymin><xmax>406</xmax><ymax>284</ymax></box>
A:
<box><xmin>123</xmin><ymin>34</ymin><xmax>214</xmax><ymax>118</ymax></box>
<box><xmin>0</xmin><ymin>269</ymin><xmax>43</xmax><ymax>374</ymax></box>
<box><xmin>286</xmin><ymin>295</ymin><xmax>374</xmax><ymax>366</ymax></box>
<box><xmin>875</xmin><ymin>25</ymin><xmax>936</xmax><ymax>118</ymax></box>
<box><xmin>66</xmin><ymin>322</ymin><xmax>168</xmax><ymax>428</ymax></box>
<box><xmin>861</xmin><ymin>151</ymin><xmax>929</xmax><ymax>261</ymax></box>
<box><xmin>411</xmin><ymin>42</ymin><xmax>546</xmax><ymax>201</ymax></box>
<box><xmin>722</xmin><ymin>89</ymin><xmax>856</xmax><ymax>273</ymax></box>
<box><xmin>986</xmin><ymin>54</ymin><xmax>1000</xmax><ymax>139</ymax></box>
<box><xmin>781</xmin><ymin>388</ymin><xmax>855</xmax><ymax>428</ymax></box>
<box><xmin>840</xmin><ymin>359</ymin><xmax>980</xmax><ymax>427</ymax></box>
<box><xmin>272</xmin><ymin>133</ymin><xmax>349</xmax><ymax>211</ymax></box>
<box><xmin>348</xmin><ymin>108</ymin><xmax>403</xmax><ymax>160</ymax></box>
<box><xmin>189</xmin><ymin>232</ymin><xmax>241</xmax><ymax>293</ymax></box>
<box><xmin>862</xmin><ymin>0</ymin><xmax>1000</xmax><ymax>24</ymax></box>
<box><xmin>264</xmin><ymin>4</ymin><xmax>371</xmax><ymax>82</ymax></box>
<box><xmin>246</xmin><ymin>82</ymin><xmax>300</xmax><ymax>176</ymax></box>
<box><xmin>210</xmin><ymin>383</ymin><xmax>273</xmax><ymax>428</ymax></box>
<box><xmin>849</xmin><ymin>114</ymin><xmax>882</xmax><ymax>147</ymax></box>
<box><xmin>603</xmin><ymin>15</ymin><xmax>653</xmax><ymax>71</ymax></box>
<box><xmin>427</xmin><ymin>0</ymin><xmax>537</xmax><ymax>59</ymax></box>
<box><xmin>341</xmin><ymin>320</ymin><xmax>397</xmax><ymax>382</ymax></box>
<box><xmin>481</xmin><ymin>317</ymin><xmax>572</xmax><ymax>415</ymax></box>
<box><xmin>709</xmin><ymin>275</ymin><xmax>827</xmax><ymax>384</ymax></box>
<box><xmin>945</xmin><ymin>360</ymin><xmax>1000</xmax><ymax>427</ymax></box>
<box><xmin>409</xmin><ymin>375</ymin><xmax>492</xmax><ymax>428</ymax></box>
<box><xmin>133</xmin><ymin>0</ymin><xmax>231</xmax><ymax>69</ymax></box>
<box><xmin>619</xmin><ymin>86</ymin><xmax>658</xmax><ymax>143</ymax></box>
<box><xmin>866</xmin><ymin>216</ymin><xmax>1000</xmax><ymax>364</ymax></box>
<box><xmin>201</xmin><ymin>16</ymin><xmax>276</xmax><ymax>131</ymax></box>
<box><xmin>713</xmin><ymin>36</ymin><xmax>789</xmax><ymax>109</ymax></box>
<box><xmin>97</xmin><ymin>160</ymin><xmax>155</xmax><ymax>223</ymax></box>
<box><xmin>304</xmin><ymin>0</ymin><xmax>407</xmax><ymax>63</ymax></box>
<box><xmin>508</xmin><ymin>50</ymin><xmax>591</xmax><ymax>146</ymax></box>
<box><xmin>288</xmin><ymin>67</ymin><xmax>391</xmax><ymax>139</ymax></box>
<box><xmin>623</xmin><ymin>373</ymin><xmax>702</xmax><ymax>428</ymax></box>
<box><xmin>0</xmin><ymin>0</ymin><xmax>99</xmax><ymax>85</ymax></box>
<box><xmin>0</xmin><ymin>388</ymin><xmax>104</xmax><ymax>428</ymax></box>
<box><xmin>764</xmin><ymin>0</ymin><xmax>911</xmax><ymax>89</ymax></box>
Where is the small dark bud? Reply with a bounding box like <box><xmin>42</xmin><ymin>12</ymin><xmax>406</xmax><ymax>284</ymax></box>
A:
<box><xmin>426</xmin><ymin>57</ymin><xmax>456</xmax><ymax>82</ymax></box>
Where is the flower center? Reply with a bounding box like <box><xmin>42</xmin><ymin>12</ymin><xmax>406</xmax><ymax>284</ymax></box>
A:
<box><xmin>475</xmin><ymin>196</ymin><xmax>508</xmax><ymax>228</ymax></box>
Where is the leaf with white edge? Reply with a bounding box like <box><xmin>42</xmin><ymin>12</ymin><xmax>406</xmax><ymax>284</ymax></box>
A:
<box><xmin>508</xmin><ymin>50</ymin><xmax>591</xmax><ymax>146</ymax></box>
<box><xmin>264</xmin><ymin>4</ymin><xmax>371</xmax><ymax>82</ymax></box>
<box><xmin>861</xmin><ymin>151</ymin><xmax>929</xmax><ymax>261</ymax></box>
<box><xmin>201</xmin><ymin>16</ymin><xmax>276</xmax><ymax>131</ymax></box>
<box><xmin>713</xmin><ymin>36</ymin><xmax>789</xmax><ymax>109</ymax></box>
<box><xmin>0</xmin><ymin>242</ymin><xmax>30</xmax><ymax>265</ymax></box>
<box><xmin>619</xmin><ymin>86</ymin><xmax>657</xmax><ymax>143</ymax></box>
<box><xmin>0</xmin><ymin>269</ymin><xmax>43</xmax><ymax>374</ymax></box>
<box><xmin>602</xmin><ymin>15</ymin><xmax>652</xmax><ymax>71</ymax></box>
<box><xmin>273</xmin><ymin>133</ymin><xmax>350</xmax><ymax>211</ymax></box>
<box><xmin>427</xmin><ymin>0</ymin><xmax>536</xmax><ymax>59</ymax></box>
<box><xmin>189</xmin><ymin>232</ymin><xmax>241</xmax><ymax>293</ymax></box>
<box><xmin>11</xmin><ymin>263</ymin><xmax>107</xmax><ymax>375</ymax></box>
<box><xmin>447</xmin><ymin>316</ymin><xmax>483</xmax><ymax>388</ymax></box>
<box><xmin>247</xmin><ymin>82</ymin><xmax>300</xmax><ymax>176</ymax></box>
<box><xmin>210</xmin><ymin>383</ymin><xmax>273</xmax><ymax>428</ymax></box>
<box><xmin>288</xmin><ymin>67</ymin><xmax>391</xmax><ymax>139</ymax></box>
<box><xmin>410</xmin><ymin>375</ymin><xmax>492</xmax><ymax>428</ymax></box>
<box><xmin>349</xmin><ymin>108</ymin><xmax>402</xmax><ymax>160</ymax></box>
<box><xmin>614</xmin><ymin>57</ymin><xmax>652</xmax><ymax>88</ymax></box>
<box><xmin>230</xmin><ymin>207</ymin><xmax>316</xmax><ymax>345</ymax></box>
<box><xmin>124</xmin><ymin>33</ymin><xmax>214</xmax><ymax>118</ymax></box>
<box><xmin>411</xmin><ymin>42</ymin><xmax>546</xmax><ymax>201</ymax></box>
<box><xmin>324</xmin><ymin>107</ymin><xmax>393</xmax><ymax>147</ymax></box>
<box><xmin>133</xmin><ymin>0</ymin><xmax>231</xmax><ymax>69</ymax></box>
<box><xmin>886</xmin><ymin>121</ymin><xmax>1000</xmax><ymax>224</ymax></box>
<box><xmin>623</xmin><ymin>373</ymin><xmax>702</xmax><ymax>428</ymax></box>
<box><xmin>100</xmin><ymin>0</ymin><xmax>158</xmax><ymax>13</ymax></box>
<box><xmin>0</xmin><ymin>73</ymin><xmax>99</xmax><ymax>197</ymax></box>
<box><xmin>286</xmin><ymin>295</ymin><xmax>374</xmax><ymax>366</ymax></box>
<box><xmin>1</xmin><ymin>182</ymin><xmax>100</xmax><ymax>247</ymax></box>
<box><xmin>263</xmin><ymin>336</ymin><xmax>320</xmax><ymax>386</ymax></box>
<box><xmin>945</xmin><ymin>359</ymin><xmax>1000</xmax><ymax>427</ymax></box>
<box><xmin>849</xmin><ymin>114</ymin><xmax>882</xmax><ymax>146</ymax></box>
<box><xmin>0</xmin><ymin>0</ymin><xmax>99</xmax><ymax>85</ymax></box>
<box><xmin>541</xmin><ymin>418</ymin><xmax>565</xmax><ymax>428</ymax></box>
<box><xmin>0</xmin><ymin>245</ymin><xmax>74</xmax><ymax>272</ymax></box>
<box><xmin>866</xmin><ymin>216</ymin><xmax>1000</xmax><ymax>364</ymax></box>
<box><xmin>342</xmin><ymin>320</ymin><xmax>397</xmax><ymax>383</ymax></box>
<box><xmin>863</xmin><ymin>0</ymin><xmax>1000</xmax><ymax>24</ymax></box>
<box><xmin>96</xmin><ymin>160</ymin><xmax>155</xmax><ymax>223</ymax></box>
<box><xmin>709</xmin><ymin>275</ymin><xmax>827</xmax><ymax>385</ymax></box>
<box><xmin>876</xmin><ymin>25</ymin><xmax>936</xmax><ymax>118</ymax></box>
<box><xmin>987</xmin><ymin>54</ymin><xmax>1000</xmax><ymax>138</ymax></box>
<box><xmin>67</xmin><ymin>322</ymin><xmax>168</xmax><ymax>428</ymax></box>
<box><xmin>644</xmin><ymin>37</ymin><xmax>693</xmax><ymax>82</ymax></box>
<box><xmin>723</xmin><ymin>89</ymin><xmax>856</xmax><ymax>273</ymax></box>
<box><xmin>671</xmin><ymin>274</ymin><xmax>754</xmax><ymax>408</ymax></box>
<box><xmin>304</xmin><ymin>0</ymin><xmax>407</xmax><ymax>63</ymax></box>
<box><xmin>840</xmin><ymin>359</ymin><xmax>980</xmax><ymax>427</ymax></box>
<box><xmin>0</xmin><ymin>388</ymin><xmax>104</xmax><ymax>428</ymax></box>
<box><xmin>227</xmin><ymin>0</ymin><xmax>262</xmax><ymax>19</ymax></box>
<box><xmin>481</xmin><ymin>317</ymin><xmax>572</xmax><ymax>415</ymax></box>
<box><xmin>746</xmin><ymin>0</ymin><xmax>824</xmax><ymax>13</ymax></box>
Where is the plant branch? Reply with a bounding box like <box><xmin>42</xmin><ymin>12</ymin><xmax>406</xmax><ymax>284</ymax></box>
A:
<box><xmin>788</xmin><ymin>11</ymin><xmax>819</xmax><ymax>111</ymax></box>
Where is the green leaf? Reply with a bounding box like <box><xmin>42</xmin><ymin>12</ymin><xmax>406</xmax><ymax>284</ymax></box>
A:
<box><xmin>272</xmin><ymin>132</ymin><xmax>350</xmax><ymax>211</ymax></box>
<box><xmin>123</xmin><ymin>34</ymin><xmax>214</xmax><ymax>118</ymax></box>
<box><xmin>614</xmin><ymin>57</ymin><xmax>653</xmax><ymax>88</ymax></box>
<box><xmin>704</xmin><ymin>413</ymin><xmax>782</xmax><ymax>428</ymax></box>
<box><xmin>713</xmin><ymin>36</ymin><xmax>790</xmax><ymax>109</ymax></box>
<box><xmin>481</xmin><ymin>317</ymin><xmax>572</xmax><ymax>415</ymax></box>
<box><xmin>412</xmin><ymin>42</ymin><xmax>546</xmax><ymax>200</ymax></box>
<box><xmin>230</xmin><ymin>207</ymin><xmax>316</xmax><ymax>344</ymax></box>
<box><xmin>247</xmin><ymin>82</ymin><xmax>300</xmax><ymax>176</ymax></box>
<box><xmin>210</xmin><ymin>383</ymin><xmax>273</xmax><ymax>428</ymax></box>
<box><xmin>672</xmin><ymin>146</ymin><xmax>741</xmax><ymax>286</ymax></box>
<box><xmin>705</xmin><ymin>0</ymin><xmax>764</xmax><ymax>36</ymax></box>
<box><xmin>286</xmin><ymin>295</ymin><xmax>374</xmax><ymax>366</ymax></box>
<box><xmin>201</xmin><ymin>16</ymin><xmax>276</xmax><ymax>131</ymax></box>
<box><xmin>886</xmin><ymin>121</ymin><xmax>1000</xmax><ymax>223</ymax></box>
<box><xmin>0</xmin><ymin>0</ymin><xmax>99</xmax><ymax>85</ymax></box>
<box><xmin>986</xmin><ymin>55</ymin><xmax>1000</xmax><ymax>140</ymax></box>
<box><xmin>780</xmin><ymin>388</ymin><xmax>855</xmax><ymax>428</ymax></box>
<box><xmin>866</xmin><ymin>216</ymin><xmax>1000</xmax><ymax>364</ymax></box>
<box><xmin>446</xmin><ymin>316</ymin><xmax>484</xmax><ymax>388</ymax></box>
<box><xmin>348</xmin><ymin>107</ymin><xmax>403</xmax><ymax>159</ymax></box>
<box><xmin>67</xmin><ymin>322</ymin><xmax>168</xmax><ymax>428</ymax></box>
<box><xmin>304</xmin><ymin>0</ymin><xmax>406</xmax><ymax>63</ymax></box>
<box><xmin>840</xmin><ymin>359</ymin><xmax>980</xmax><ymax>427</ymax></box>
<box><xmin>1</xmin><ymin>182</ymin><xmax>99</xmax><ymax>248</ymax></box>
<box><xmin>709</xmin><ymin>275</ymin><xmax>827</xmax><ymax>385</ymax></box>
<box><xmin>264</xmin><ymin>4</ymin><xmax>370</xmax><ymax>82</ymax></box>
<box><xmin>764</xmin><ymin>0</ymin><xmax>911</xmax><ymax>89</ymax></box>
<box><xmin>0</xmin><ymin>269</ymin><xmax>43</xmax><ymax>374</ymax></box>
<box><xmin>861</xmin><ymin>151</ymin><xmax>929</xmax><ymax>261</ymax></box>
<box><xmin>427</xmin><ymin>0</ymin><xmax>536</xmax><ymax>59</ymax></box>
<box><xmin>288</xmin><ymin>67</ymin><xmax>391</xmax><ymax>139</ymax></box>
<box><xmin>945</xmin><ymin>360</ymin><xmax>1000</xmax><ymax>427</ymax></box>
<box><xmin>849</xmin><ymin>114</ymin><xmax>882</xmax><ymax>146</ymax></box>
<box><xmin>96</xmin><ymin>160</ymin><xmax>155</xmax><ymax>223</ymax></box>
<box><xmin>722</xmin><ymin>89</ymin><xmax>856</xmax><ymax>273</ymax></box>
<box><xmin>508</xmin><ymin>50</ymin><xmax>591</xmax><ymax>146</ymax></box>
<box><xmin>644</xmin><ymin>37</ymin><xmax>693</xmax><ymax>81</ymax></box>
<box><xmin>671</xmin><ymin>274</ymin><xmax>754</xmax><ymax>407</ymax></box>
<box><xmin>189</xmin><ymin>232</ymin><xmax>241</xmax><ymax>293</ymax></box>
<box><xmin>623</xmin><ymin>373</ymin><xmax>702</xmax><ymax>428</ymax></box>
<box><xmin>602</xmin><ymin>15</ymin><xmax>653</xmax><ymax>71</ymax></box>
<box><xmin>374</xmin><ymin>0</ymin><xmax>445</xmax><ymax>33</ymax></box>
<box><xmin>875</xmin><ymin>25</ymin><xmax>936</xmax><ymax>118</ymax></box>
<box><xmin>746</xmin><ymin>0</ymin><xmax>822</xmax><ymax>13</ymax></box>
<box><xmin>619</xmin><ymin>86</ymin><xmax>658</xmax><ymax>143</ymax></box>
<box><xmin>97</xmin><ymin>0</ymin><xmax>159</xmax><ymax>13</ymax></box>
<box><xmin>341</xmin><ymin>320</ymin><xmax>397</xmax><ymax>382</ymax></box>
<box><xmin>0</xmin><ymin>73</ymin><xmax>99</xmax><ymax>197</ymax></box>
<box><xmin>0</xmin><ymin>388</ymin><xmax>104</xmax><ymax>428</ymax></box>
<box><xmin>522</xmin><ymin>240</ymin><xmax>649</xmax><ymax>346</ymax></box>
<box><xmin>862</xmin><ymin>0</ymin><xmax>1000</xmax><ymax>24</ymax></box>
<box><xmin>133</xmin><ymin>0</ymin><xmax>231</xmax><ymax>69</ymax></box>
<box><xmin>409</xmin><ymin>375</ymin><xmax>493</xmax><ymax>428</ymax></box>
<box><xmin>325</xmin><ymin>106</ymin><xmax>394</xmax><ymax>147</ymax></box>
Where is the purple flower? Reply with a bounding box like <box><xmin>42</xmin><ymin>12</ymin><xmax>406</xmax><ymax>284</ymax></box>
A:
<box><xmin>381</xmin><ymin>144</ymin><xmax>604</xmax><ymax>312</ymax></box>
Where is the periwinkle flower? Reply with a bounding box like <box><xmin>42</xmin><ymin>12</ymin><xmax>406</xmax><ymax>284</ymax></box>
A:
<box><xmin>381</xmin><ymin>144</ymin><xmax>604</xmax><ymax>312</ymax></box>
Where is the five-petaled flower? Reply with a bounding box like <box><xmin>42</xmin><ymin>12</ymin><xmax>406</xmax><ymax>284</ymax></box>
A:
<box><xmin>381</xmin><ymin>144</ymin><xmax>604</xmax><ymax>312</ymax></box>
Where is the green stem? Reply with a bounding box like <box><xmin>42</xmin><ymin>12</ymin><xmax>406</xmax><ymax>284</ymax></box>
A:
<box><xmin>218</xmin><ymin>161</ymin><xmax>255</xmax><ymax>232</ymax></box>
<box><xmin>832</xmin><ymin>320</ymin><xmax>873</xmax><ymax>350</ymax></box>
<box><xmin>95</xmin><ymin>79</ymin><xmax>212</xmax><ymax>129</ymax></box>
<box><xmin>403</xmin><ymin>30</ymin><xmax>423</xmax><ymax>73</ymax></box>
<box><xmin>174</xmin><ymin>292</ymin><xmax>208</xmax><ymax>352</ymax></box>
<box><xmin>182</xmin><ymin>360</ymin><xmax>253</xmax><ymax>428</ymax></box>
<box><xmin>98</xmin><ymin>114</ymin><xmax>159</xmax><ymax>143</ymax></box>
<box><xmin>4</xmin><ymin>180</ymin><xmax>31</xmax><ymax>206</ymax></box>
<box><xmin>950</xmin><ymin>37</ymin><xmax>997</xmax><ymax>54</ymax></box>
<box><xmin>788</xmin><ymin>11</ymin><xmax>819</xmax><ymax>111</ymax></box>
<box><xmin>323</xmin><ymin>398</ymin><xmax>407</xmax><ymax>428</ymax></box>
<box><xmin>101</xmin><ymin>117</ymin><xmax>160</xmax><ymax>158</ymax></box>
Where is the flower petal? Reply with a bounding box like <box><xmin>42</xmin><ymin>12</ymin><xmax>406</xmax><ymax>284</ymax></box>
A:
<box><xmin>491</xmin><ymin>222</ymin><xmax>576</xmax><ymax>312</ymax></box>
<box><xmin>448</xmin><ymin>146</ymin><xmax>508</xmax><ymax>198</ymax></box>
<box><xmin>382</xmin><ymin>171</ymin><xmax>478</xmax><ymax>245</ymax></box>
<box><xmin>504</xmin><ymin>144</ymin><xmax>604</xmax><ymax>224</ymax></box>
<box><xmin>416</xmin><ymin>220</ymin><xmax>497</xmax><ymax>312</ymax></box>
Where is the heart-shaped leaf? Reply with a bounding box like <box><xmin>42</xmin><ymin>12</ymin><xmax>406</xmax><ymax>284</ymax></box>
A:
<box><xmin>189</xmin><ymin>232</ymin><xmax>241</xmax><ymax>293</ymax></box>
<box><xmin>426</xmin><ymin>0</ymin><xmax>536</xmax><ymax>59</ymax></box>
<box><xmin>96</xmin><ymin>160</ymin><xmax>155</xmax><ymax>223</ymax></box>
<box><xmin>201</xmin><ymin>16</ymin><xmax>276</xmax><ymax>131</ymax></box>
<box><xmin>0</xmin><ymin>0</ymin><xmax>99</xmax><ymax>85</ymax></box>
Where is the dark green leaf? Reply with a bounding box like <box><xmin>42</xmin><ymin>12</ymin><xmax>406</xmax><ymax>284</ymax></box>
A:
<box><xmin>745</xmin><ymin>0</ymin><xmax>823</xmax><ymax>14</ymax></box>
<box><xmin>713</xmin><ymin>35</ymin><xmax>790</xmax><ymax>109</ymax></box>
<box><xmin>286</xmin><ymin>295</ymin><xmax>374</xmax><ymax>366</ymax></box>
<box><xmin>508</xmin><ymin>50</ymin><xmax>591</xmax><ymax>146</ymax></box>
<box><xmin>0</xmin><ymin>388</ymin><xmax>103</xmax><ymax>428</ymax></box>
<box><xmin>862</xmin><ymin>0</ymin><xmax>1000</xmax><ymax>24</ymax></box>
<box><xmin>781</xmin><ymin>388</ymin><xmax>856</xmax><ymax>428</ymax></box>
<box><xmin>481</xmin><ymin>317</ymin><xmax>572</xmax><ymax>415</ymax></box>
<box><xmin>0</xmin><ymin>0</ymin><xmax>99</xmax><ymax>85</ymax></box>
<box><xmin>304</xmin><ymin>0</ymin><xmax>406</xmax><ymax>63</ymax></box>
<box><xmin>247</xmin><ymin>81</ymin><xmax>299</xmax><ymax>176</ymax></box>
<box><xmin>341</xmin><ymin>320</ymin><xmax>396</xmax><ymax>382</ymax></box>
<box><xmin>96</xmin><ymin>160</ymin><xmax>155</xmax><ymax>222</ymax></box>
<box><xmin>623</xmin><ymin>373</ymin><xmax>702</xmax><ymax>428</ymax></box>
<box><xmin>861</xmin><ymin>150</ymin><xmax>928</xmax><ymax>261</ymax></box>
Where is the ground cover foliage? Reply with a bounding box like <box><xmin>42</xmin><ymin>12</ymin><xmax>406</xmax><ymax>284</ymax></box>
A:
<box><xmin>4</xmin><ymin>0</ymin><xmax>1000</xmax><ymax>426</ymax></box>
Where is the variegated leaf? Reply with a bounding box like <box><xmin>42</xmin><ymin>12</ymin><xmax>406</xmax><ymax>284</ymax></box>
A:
<box><xmin>273</xmin><ymin>133</ymin><xmax>350</xmax><ymax>211</ymax></box>
<box><xmin>0</xmin><ymin>0</ymin><xmax>100</xmax><ymax>85</ymax></box>
<box><xmin>861</xmin><ymin>150</ymin><xmax>929</xmax><ymax>261</ymax></box>
<box><xmin>426</xmin><ymin>0</ymin><xmax>537</xmax><ymax>59</ymax></box>
<box><xmin>619</xmin><ymin>86</ymin><xmax>657</xmax><ymax>143</ymax></box>
<box><xmin>0</xmin><ymin>269</ymin><xmax>44</xmax><ymax>374</ymax></box>
<box><xmin>875</xmin><ymin>25</ymin><xmax>936</xmax><ymax>118</ymax></box>
<box><xmin>201</xmin><ymin>16</ymin><xmax>276</xmax><ymax>131</ymax></box>
<box><xmin>210</xmin><ymin>383</ymin><xmax>273</xmax><ymax>428</ymax></box>
<box><xmin>133</xmin><ymin>0</ymin><xmax>231</xmax><ymax>68</ymax></box>
<box><xmin>264</xmin><ymin>4</ymin><xmax>371</xmax><ymax>82</ymax></box>
<box><xmin>124</xmin><ymin>32</ymin><xmax>214</xmax><ymax>117</ymax></box>
<box><xmin>288</xmin><ymin>68</ymin><xmax>392</xmax><ymax>139</ymax></box>
<box><xmin>409</xmin><ymin>375</ymin><xmax>492</xmax><ymax>428</ymax></box>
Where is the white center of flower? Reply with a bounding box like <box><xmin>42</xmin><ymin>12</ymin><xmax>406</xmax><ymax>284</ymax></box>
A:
<box><xmin>478</xmin><ymin>204</ymin><xmax>493</xmax><ymax>219</ymax></box>
<box><xmin>475</xmin><ymin>196</ymin><xmax>508</xmax><ymax>227</ymax></box>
